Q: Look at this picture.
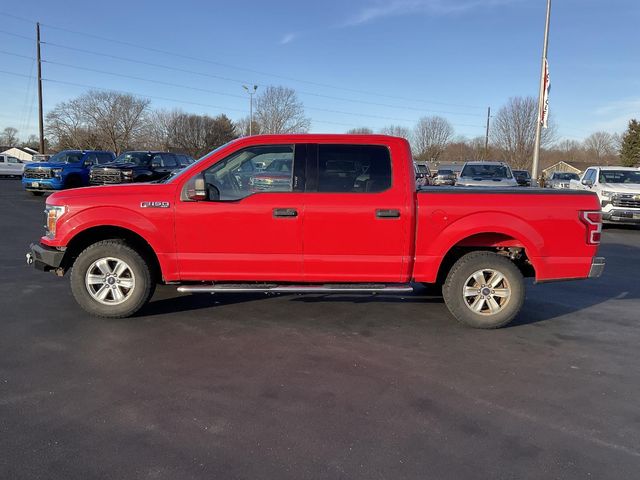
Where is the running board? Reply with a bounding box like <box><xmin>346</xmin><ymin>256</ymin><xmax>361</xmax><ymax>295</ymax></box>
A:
<box><xmin>177</xmin><ymin>284</ymin><xmax>414</xmax><ymax>294</ymax></box>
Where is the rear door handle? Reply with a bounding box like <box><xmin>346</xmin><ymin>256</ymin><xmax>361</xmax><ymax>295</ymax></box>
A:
<box><xmin>273</xmin><ymin>208</ymin><xmax>298</xmax><ymax>218</ymax></box>
<box><xmin>376</xmin><ymin>209</ymin><xmax>400</xmax><ymax>219</ymax></box>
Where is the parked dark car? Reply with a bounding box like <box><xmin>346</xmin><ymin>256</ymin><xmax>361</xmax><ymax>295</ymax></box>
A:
<box><xmin>433</xmin><ymin>169</ymin><xmax>457</xmax><ymax>186</ymax></box>
<box><xmin>89</xmin><ymin>151</ymin><xmax>184</xmax><ymax>185</ymax></box>
<box><xmin>176</xmin><ymin>154</ymin><xmax>196</xmax><ymax>167</ymax></box>
<box><xmin>513</xmin><ymin>170</ymin><xmax>532</xmax><ymax>187</ymax></box>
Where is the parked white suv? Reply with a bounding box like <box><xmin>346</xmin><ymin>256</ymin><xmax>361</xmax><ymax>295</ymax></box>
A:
<box><xmin>570</xmin><ymin>166</ymin><xmax>640</xmax><ymax>224</ymax></box>
<box><xmin>456</xmin><ymin>161</ymin><xmax>518</xmax><ymax>187</ymax></box>
<box><xmin>0</xmin><ymin>154</ymin><xmax>24</xmax><ymax>177</ymax></box>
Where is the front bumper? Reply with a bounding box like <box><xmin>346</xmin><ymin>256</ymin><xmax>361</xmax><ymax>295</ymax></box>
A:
<box><xmin>22</xmin><ymin>178</ymin><xmax>64</xmax><ymax>191</ymax></box>
<box><xmin>26</xmin><ymin>243</ymin><xmax>65</xmax><ymax>272</ymax></box>
<box><xmin>602</xmin><ymin>210</ymin><xmax>640</xmax><ymax>224</ymax></box>
<box><xmin>589</xmin><ymin>257</ymin><xmax>606</xmax><ymax>278</ymax></box>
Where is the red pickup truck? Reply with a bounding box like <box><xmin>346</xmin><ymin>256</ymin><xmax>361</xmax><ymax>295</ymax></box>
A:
<box><xmin>27</xmin><ymin>134</ymin><xmax>605</xmax><ymax>329</ymax></box>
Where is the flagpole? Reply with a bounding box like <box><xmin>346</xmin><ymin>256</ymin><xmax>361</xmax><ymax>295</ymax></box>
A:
<box><xmin>532</xmin><ymin>0</ymin><xmax>552</xmax><ymax>183</ymax></box>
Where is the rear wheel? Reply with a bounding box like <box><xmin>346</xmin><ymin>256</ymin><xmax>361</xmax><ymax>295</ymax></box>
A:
<box><xmin>70</xmin><ymin>240</ymin><xmax>155</xmax><ymax>318</ymax></box>
<box><xmin>442</xmin><ymin>251</ymin><xmax>524</xmax><ymax>329</ymax></box>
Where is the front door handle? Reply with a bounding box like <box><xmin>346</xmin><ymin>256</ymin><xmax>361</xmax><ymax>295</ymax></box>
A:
<box><xmin>376</xmin><ymin>209</ymin><xmax>400</xmax><ymax>219</ymax></box>
<box><xmin>273</xmin><ymin>208</ymin><xmax>298</xmax><ymax>218</ymax></box>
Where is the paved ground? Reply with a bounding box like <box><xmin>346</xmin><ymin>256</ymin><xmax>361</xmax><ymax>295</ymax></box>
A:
<box><xmin>1</xmin><ymin>178</ymin><xmax>640</xmax><ymax>480</ymax></box>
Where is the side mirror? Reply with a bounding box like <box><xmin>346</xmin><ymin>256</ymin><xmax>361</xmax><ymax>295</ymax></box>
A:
<box><xmin>184</xmin><ymin>174</ymin><xmax>207</xmax><ymax>201</ymax></box>
<box><xmin>582</xmin><ymin>178</ymin><xmax>594</xmax><ymax>187</ymax></box>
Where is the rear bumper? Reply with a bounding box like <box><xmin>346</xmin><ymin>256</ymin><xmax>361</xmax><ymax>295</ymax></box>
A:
<box><xmin>588</xmin><ymin>257</ymin><xmax>606</xmax><ymax>278</ymax></box>
<box><xmin>26</xmin><ymin>243</ymin><xmax>65</xmax><ymax>272</ymax></box>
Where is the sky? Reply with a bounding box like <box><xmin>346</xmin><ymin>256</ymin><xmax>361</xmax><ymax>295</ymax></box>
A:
<box><xmin>0</xmin><ymin>0</ymin><xmax>638</xmax><ymax>143</ymax></box>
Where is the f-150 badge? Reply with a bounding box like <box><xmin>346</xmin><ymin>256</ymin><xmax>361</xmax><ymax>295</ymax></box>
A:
<box><xmin>140</xmin><ymin>201</ymin><xmax>170</xmax><ymax>208</ymax></box>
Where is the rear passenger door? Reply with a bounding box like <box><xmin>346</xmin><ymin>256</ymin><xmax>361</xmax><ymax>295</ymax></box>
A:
<box><xmin>302</xmin><ymin>144</ymin><xmax>411</xmax><ymax>283</ymax></box>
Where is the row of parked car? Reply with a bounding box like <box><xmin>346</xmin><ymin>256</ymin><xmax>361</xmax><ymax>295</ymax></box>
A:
<box><xmin>20</xmin><ymin>149</ymin><xmax>195</xmax><ymax>195</ymax></box>
<box><xmin>414</xmin><ymin>161</ymin><xmax>533</xmax><ymax>188</ymax></box>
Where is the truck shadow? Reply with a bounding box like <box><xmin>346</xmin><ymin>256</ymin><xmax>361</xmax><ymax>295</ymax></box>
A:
<box><xmin>140</xmin><ymin>241</ymin><xmax>638</xmax><ymax>329</ymax></box>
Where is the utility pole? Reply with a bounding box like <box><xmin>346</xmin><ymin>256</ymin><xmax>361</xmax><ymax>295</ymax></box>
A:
<box><xmin>532</xmin><ymin>0</ymin><xmax>552</xmax><ymax>181</ymax></box>
<box><xmin>243</xmin><ymin>85</ymin><xmax>258</xmax><ymax>136</ymax></box>
<box><xmin>484</xmin><ymin>106</ymin><xmax>491</xmax><ymax>158</ymax></box>
<box><xmin>36</xmin><ymin>22</ymin><xmax>45</xmax><ymax>154</ymax></box>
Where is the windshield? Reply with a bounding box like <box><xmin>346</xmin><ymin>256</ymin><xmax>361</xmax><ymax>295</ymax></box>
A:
<box><xmin>416</xmin><ymin>165</ymin><xmax>429</xmax><ymax>173</ymax></box>
<box><xmin>514</xmin><ymin>171</ymin><xmax>530</xmax><ymax>179</ymax></box>
<box><xmin>599</xmin><ymin>170</ymin><xmax>640</xmax><ymax>184</ymax></box>
<box><xmin>49</xmin><ymin>150</ymin><xmax>83</xmax><ymax>164</ymax></box>
<box><xmin>461</xmin><ymin>164</ymin><xmax>512</xmax><ymax>179</ymax></box>
<box><xmin>113</xmin><ymin>152</ymin><xmax>152</xmax><ymax>166</ymax></box>
<box><xmin>552</xmin><ymin>172</ymin><xmax>579</xmax><ymax>181</ymax></box>
<box><xmin>437</xmin><ymin>169</ymin><xmax>453</xmax><ymax>175</ymax></box>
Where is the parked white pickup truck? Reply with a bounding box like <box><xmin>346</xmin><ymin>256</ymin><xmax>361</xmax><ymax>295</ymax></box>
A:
<box><xmin>570</xmin><ymin>166</ymin><xmax>640</xmax><ymax>224</ymax></box>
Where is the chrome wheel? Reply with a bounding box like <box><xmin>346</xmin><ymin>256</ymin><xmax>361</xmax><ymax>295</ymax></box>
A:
<box><xmin>462</xmin><ymin>268</ymin><xmax>511</xmax><ymax>316</ymax></box>
<box><xmin>85</xmin><ymin>257</ymin><xmax>136</xmax><ymax>305</ymax></box>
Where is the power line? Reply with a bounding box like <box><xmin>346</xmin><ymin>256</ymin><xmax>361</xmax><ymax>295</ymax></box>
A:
<box><xmin>41</xmin><ymin>41</ymin><xmax>484</xmax><ymax>118</ymax></box>
<box><xmin>0</xmin><ymin>13</ymin><xmax>486</xmax><ymax>110</ymax></box>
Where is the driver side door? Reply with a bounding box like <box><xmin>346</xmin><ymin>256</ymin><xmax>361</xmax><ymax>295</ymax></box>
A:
<box><xmin>174</xmin><ymin>143</ymin><xmax>307</xmax><ymax>281</ymax></box>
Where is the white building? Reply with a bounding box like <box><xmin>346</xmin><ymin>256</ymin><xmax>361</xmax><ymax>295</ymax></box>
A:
<box><xmin>0</xmin><ymin>146</ymin><xmax>39</xmax><ymax>162</ymax></box>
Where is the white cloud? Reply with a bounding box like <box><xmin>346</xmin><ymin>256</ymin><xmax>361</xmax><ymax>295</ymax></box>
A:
<box><xmin>343</xmin><ymin>0</ymin><xmax>515</xmax><ymax>27</ymax></box>
<box><xmin>279</xmin><ymin>33</ymin><xmax>297</xmax><ymax>45</ymax></box>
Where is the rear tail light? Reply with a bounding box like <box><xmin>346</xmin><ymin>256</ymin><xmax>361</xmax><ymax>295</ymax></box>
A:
<box><xmin>579</xmin><ymin>211</ymin><xmax>602</xmax><ymax>245</ymax></box>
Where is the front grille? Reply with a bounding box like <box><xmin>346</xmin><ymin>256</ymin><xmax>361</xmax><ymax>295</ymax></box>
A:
<box><xmin>90</xmin><ymin>170</ymin><xmax>122</xmax><ymax>184</ymax></box>
<box><xmin>24</xmin><ymin>168</ymin><xmax>52</xmax><ymax>179</ymax></box>
<box><xmin>613</xmin><ymin>195</ymin><xmax>640</xmax><ymax>209</ymax></box>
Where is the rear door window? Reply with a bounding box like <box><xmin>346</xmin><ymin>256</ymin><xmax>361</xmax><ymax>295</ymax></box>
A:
<box><xmin>315</xmin><ymin>144</ymin><xmax>391</xmax><ymax>193</ymax></box>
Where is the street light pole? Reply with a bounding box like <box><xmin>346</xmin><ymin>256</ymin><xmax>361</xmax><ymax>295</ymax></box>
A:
<box><xmin>36</xmin><ymin>22</ymin><xmax>45</xmax><ymax>154</ymax></box>
<box><xmin>532</xmin><ymin>0</ymin><xmax>552</xmax><ymax>181</ymax></box>
<box><xmin>243</xmin><ymin>85</ymin><xmax>258</xmax><ymax>136</ymax></box>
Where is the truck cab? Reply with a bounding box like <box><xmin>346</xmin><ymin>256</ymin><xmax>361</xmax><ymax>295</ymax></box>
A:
<box><xmin>27</xmin><ymin>135</ymin><xmax>604</xmax><ymax>329</ymax></box>
<box><xmin>22</xmin><ymin>150</ymin><xmax>115</xmax><ymax>195</ymax></box>
<box><xmin>0</xmin><ymin>154</ymin><xmax>24</xmax><ymax>177</ymax></box>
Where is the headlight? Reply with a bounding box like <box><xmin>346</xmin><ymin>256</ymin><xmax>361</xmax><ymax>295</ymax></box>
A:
<box><xmin>44</xmin><ymin>205</ymin><xmax>66</xmax><ymax>238</ymax></box>
<box><xmin>51</xmin><ymin>168</ymin><xmax>63</xmax><ymax>179</ymax></box>
<box><xmin>122</xmin><ymin>169</ymin><xmax>133</xmax><ymax>177</ymax></box>
<box><xmin>600</xmin><ymin>190</ymin><xmax>615</xmax><ymax>199</ymax></box>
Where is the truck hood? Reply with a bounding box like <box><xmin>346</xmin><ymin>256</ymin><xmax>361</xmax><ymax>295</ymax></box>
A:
<box><xmin>457</xmin><ymin>177</ymin><xmax>519</xmax><ymax>187</ymax></box>
<box><xmin>600</xmin><ymin>182</ymin><xmax>640</xmax><ymax>193</ymax></box>
<box><xmin>92</xmin><ymin>162</ymin><xmax>141</xmax><ymax>170</ymax></box>
<box><xmin>24</xmin><ymin>161</ymin><xmax>67</xmax><ymax>169</ymax></box>
<box><xmin>46</xmin><ymin>182</ymin><xmax>175</xmax><ymax>205</ymax></box>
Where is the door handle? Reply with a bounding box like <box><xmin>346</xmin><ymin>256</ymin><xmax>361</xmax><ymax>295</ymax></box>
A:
<box><xmin>273</xmin><ymin>208</ymin><xmax>298</xmax><ymax>218</ymax></box>
<box><xmin>376</xmin><ymin>209</ymin><xmax>400</xmax><ymax>218</ymax></box>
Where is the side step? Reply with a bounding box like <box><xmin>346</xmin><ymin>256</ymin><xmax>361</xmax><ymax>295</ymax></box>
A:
<box><xmin>177</xmin><ymin>283</ymin><xmax>414</xmax><ymax>294</ymax></box>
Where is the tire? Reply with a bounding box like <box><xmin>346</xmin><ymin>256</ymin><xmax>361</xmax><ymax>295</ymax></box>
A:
<box><xmin>30</xmin><ymin>191</ymin><xmax>44</xmax><ymax>196</ymax></box>
<box><xmin>442</xmin><ymin>251</ymin><xmax>524</xmax><ymax>329</ymax></box>
<box><xmin>70</xmin><ymin>240</ymin><xmax>155</xmax><ymax>318</ymax></box>
<box><xmin>65</xmin><ymin>176</ymin><xmax>83</xmax><ymax>189</ymax></box>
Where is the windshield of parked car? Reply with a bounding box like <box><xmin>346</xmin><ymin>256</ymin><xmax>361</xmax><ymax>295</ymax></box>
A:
<box><xmin>49</xmin><ymin>151</ymin><xmax>83</xmax><ymax>164</ymax></box>
<box><xmin>461</xmin><ymin>164</ymin><xmax>512</xmax><ymax>179</ymax></box>
<box><xmin>416</xmin><ymin>165</ymin><xmax>429</xmax><ymax>174</ymax></box>
<box><xmin>552</xmin><ymin>172</ymin><xmax>579</xmax><ymax>181</ymax></box>
<box><xmin>113</xmin><ymin>152</ymin><xmax>152</xmax><ymax>166</ymax></box>
<box><xmin>514</xmin><ymin>171</ymin><xmax>531</xmax><ymax>179</ymax></box>
<box><xmin>599</xmin><ymin>170</ymin><xmax>640</xmax><ymax>184</ymax></box>
<box><xmin>437</xmin><ymin>169</ymin><xmax>453</xmax><ymax>176</ymax></box>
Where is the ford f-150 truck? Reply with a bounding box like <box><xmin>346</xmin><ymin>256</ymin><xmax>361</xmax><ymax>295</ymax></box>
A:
<box><xmin>22</xmin><ymin>150</ymin><xmax>115</xmax><ymax>195</ymax></box>
<box><xmin>26</xmin><ymin>135</ymin><xmax>605</xmax><ymax>329</ymax></box>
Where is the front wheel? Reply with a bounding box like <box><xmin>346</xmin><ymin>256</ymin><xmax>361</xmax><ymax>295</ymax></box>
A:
<box><xmin>70</xmin><ymin>240</ymin><xmax>155</xmax><ymax>318</ymax></box>
<box><xmin>442</xmin><ymin>251</ymin><xmax>524</xmax><ymax>329</ymax></box>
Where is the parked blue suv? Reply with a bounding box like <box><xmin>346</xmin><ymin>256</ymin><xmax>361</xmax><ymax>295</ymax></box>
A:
<box><xmin>22</xmin><ymin>150</ymin><xmax>115</xmax><ymax>196</ymax></box>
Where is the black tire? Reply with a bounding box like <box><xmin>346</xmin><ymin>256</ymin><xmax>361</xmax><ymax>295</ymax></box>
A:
<box><xmin>70</xmin><ymin>240</ymin><xmax>155</xmax><ymax>318</ymax></box>
<box><xmin>29</xmin><ymin>191</ymin><xmax>44</xmax><ymax>196</ymax></box>
<box><xmin>442</xmin><ymin>251</ymin><xmax>524</xmax><ymax>329</ymax></box>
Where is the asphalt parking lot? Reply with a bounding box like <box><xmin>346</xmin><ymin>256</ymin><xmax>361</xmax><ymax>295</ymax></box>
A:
<box><xmin>1</xmin><ymin>178</ymin><xmax>640</xmax><ymax>480</ymax></box>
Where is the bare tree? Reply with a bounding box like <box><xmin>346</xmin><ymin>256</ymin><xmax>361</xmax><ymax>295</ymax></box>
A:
<box><xmin>584</xmin><ymin>131</ymin><xmax>616</xmax><ymax>163</ymax></box>
<box><xmin>490</xmin><ymin>96</ymin><xmax>557</xmax><ymax>170</ymax></box>
<box><xmin>346</xmin><ymin>127</ymin><xmax>373</xmax><ymax>134</ymax></box>
<box><xmin>556</xmin><ymin>139</ymin><xmax>585</xmax><ymax>163</ymax></box>
<box><xmin>379</xmin><ymin>124</ymin><xmax>411</xmax><ymax>141</ymax></box>
<box><xmin>46</xmin><ymin>91</ymin><xmax>150</xmax><ymax>153</ymax></box>
<box><xmin>255</xmin><ymin>86</ymin><xmax>310</xmax><ymax>134</ymax></box>
<box><xmin>412</xmin><ymin>116</ymin><xmax>454</xmax><ymax>162</ymax></box>
<box><xmin>0</xmin><ymin>127</ymin><xmax>19</xmax><ymax>146</ymax></box>
<box><xmin>234</xmin><ymin>116</ymin><xmax>262</xmax><ymax>137</ymax></box>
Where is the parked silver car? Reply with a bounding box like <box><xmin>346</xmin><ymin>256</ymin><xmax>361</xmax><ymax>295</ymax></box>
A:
<box><xmin>0</xmin><ymin>154</ymin><xmax>24</xmax><ymax>177</ymax></box>
<box><xmin>456</xmin><ymin>161</ymin><xmax>518</xmax><ymax>187</ymax></box>
<box><xmin>546</xmin><ymin>171</ymin><xmax>580</xmax><ymax>189</ymax></box>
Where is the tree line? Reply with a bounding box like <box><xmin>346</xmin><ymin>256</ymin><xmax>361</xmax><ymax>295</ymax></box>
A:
<box><xmin>1</xmin><ymin>89</ymin><xmax>637</xmax><ymax>168</ymax></box>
